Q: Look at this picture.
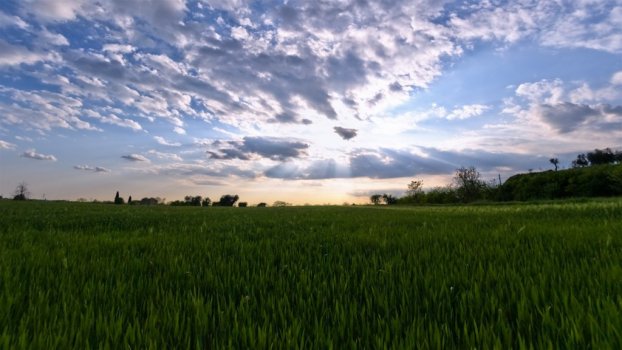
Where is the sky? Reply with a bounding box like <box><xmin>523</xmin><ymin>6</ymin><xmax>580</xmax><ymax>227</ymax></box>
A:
<box><xmin>0</xmin><ymin>0</ymin><xmax>621</xmax><ymax>204</ymax></box>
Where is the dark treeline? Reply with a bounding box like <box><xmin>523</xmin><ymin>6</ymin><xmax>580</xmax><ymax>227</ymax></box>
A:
<box><xmin>372</xmin><ymin>147</ymin><xmax>622</xmax><ymax>205</ymax></box>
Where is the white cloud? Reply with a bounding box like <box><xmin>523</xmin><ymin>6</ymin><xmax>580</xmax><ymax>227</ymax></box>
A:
<box><xmin>446</xmin><ymin>104</ymin><xmax>490</xmax><ymax>120</ymax></box>
<box><xmin>0</xmin><ymin>39</ymin><xmax>47</xmax><ymax>66</ymax></box>
<box><xmin>173</xmin><ymin>126</ymin><xmax>186</xmax><ymax>135</ymax></box>
<box><xmin>612</xmin><ymin>71</ymin><xmax>622</xmax><ymax>85</ymax></box>
<box><xmin>147</xmin><ymin>150</ymin><xmax>183</xmax><ymax>161</ymax></box>
<box><xmin>39</xmin><ymin>29</ymin><xmax>70</xmax><ymax>46</ymax></box>
<box><xmin>154</xmin><ymin>135</ymin><xmax>181</xmax><ymax>147</ymax></box>
<box><xmin>515</xmin><ymin>79</ymin><xmax>565</xmax><ymax>104</ymax></box>
<box><xmin>0</xmin><ymin>140</ymin><xmax>16</xmax><ymax>149</ymax></box>
<box><xmin>25</xmin><ymin>0</ymin><xmax>86</xmax><ymax>22</ymax></box>
<box><xmin>21</xmin><ymin>149</ymin><xmax>57</xmax><ymax>161</ymax></box>
<box><xmin>99</xmin><ymin>115</ymin><xmax>143</xmax><ymax>131</ymax></box>
<box><xmin>0</xmin><ymin>12</ymin><xmax>28</xmax><ymax>29</ymax></box>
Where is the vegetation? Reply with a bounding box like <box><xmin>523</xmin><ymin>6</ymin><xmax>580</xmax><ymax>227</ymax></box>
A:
<box><xmin>499</xmin><ymin>163</ymin><xmax>622</xmax><ymax>201</ymax></box>
<box><xmin>12</xmin><ymin>182</ymin><xmax>29</xmax><ymax>201</ymax></box>
<box><xmin>0</xmin><ymin>200</ymin><xmax>620</xmax><ymax>348</ymax></box>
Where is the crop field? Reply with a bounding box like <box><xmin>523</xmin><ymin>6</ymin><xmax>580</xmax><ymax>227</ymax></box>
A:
<box><xmin>0</xmin><ymin>199</ymin><xmax>621</xmax><ymax>348</ymax></box>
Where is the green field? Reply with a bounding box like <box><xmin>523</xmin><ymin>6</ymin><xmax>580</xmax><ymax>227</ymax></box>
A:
<box><xmin>1</xmin><ymin>200</ymin><xmax>621</xmax><ymax>348</ymax></box>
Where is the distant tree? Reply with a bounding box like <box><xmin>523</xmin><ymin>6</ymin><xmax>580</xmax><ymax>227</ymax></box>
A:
<box><xmin>217</xmin><ymin>194</ymin><xmax>239</xmax><ymax>207</ymax></box>
<box><xmin>572</xmin><ymin>153</ymin><xmax>589</xmax><ymax>168</ymax></box>
<box><xmin>549</xmin><ymin>158</ymin><xmax>559</xmax><ymax>171</ymax></box>
<box><xmin>201</xmin><ymin>197</ymin><xmax>211</xmax><ymax>207</ymax></box>
<box><xmin>184</xmin><ymin>195</ymin><xmax>202</xmax><ymax>206</ymax></box>
<box><xmin>406</xmin><ymin>179</ymin><xmax>425</xmax><ymax>203</ymax></box>
<box><xmin>13</xmin><ymin>182</ymin><xmax>30</xmax><ymax>200</ymax></box>
<box><xmin>382</xmin><ymin>193</ymin><xmax>398</xmax><ymax>205</ymax></box>
<box><xmin>273</xmin><ymin>200</ymin><xmax>290</xmax><ymax>207</ymax></box>
<box><xmin>128</xmin><ymin>196</ymin><xmax>132</xmax><ymax>204</ymax></box>
<box><xmin>407</xmin><ymin>180</ymin><xmax>424</xmax><ymax>196</ymax></box>
<box><xmin>238</xmin><ymin>202</ymin><xmax>248</xmax><ymax>207</ymax></box>
<box><xmin>257</xmin><ymin>202</ymin><xmax>267</xmax><ymax>207</ymax></box>
<box><xmin>454</xmin><ymin>166</ymin><xmax>486</xmax><ymax>203</ymax></box>
<box><xmin>370</xmin><ymin>194</ymin><xmax>382</xmax><ymax>205</ymax></box>
<box><xmin>426</xmin><ymin>186</ymin><xmax>459</xmax><ymax>204</ymax></box>
<box><xmin>587</xmin><ymin>148</ymin><xmax>616</xmax><ymax>165</ymax></box>
<box><xmin>114</xmin><ymin>191</ymin><xmax>124</xmax><ymax>204</ymax></box>
<box><xmin>140</xmin><ymin>197</ymin><xmax>159</xmax><ymax>205</ymax></box>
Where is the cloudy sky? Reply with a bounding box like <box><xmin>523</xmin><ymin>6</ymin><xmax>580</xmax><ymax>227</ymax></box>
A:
<box><xmin>1</xmin><ymin>0</ymin><xmax>621</xmax><ymax>204</ymax></box>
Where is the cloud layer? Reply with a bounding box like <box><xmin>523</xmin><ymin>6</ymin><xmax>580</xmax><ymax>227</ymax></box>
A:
<box><xmin>0</xmin><ymin>0</ymin><xmax>621</xmax><ymax>201</ymax></box>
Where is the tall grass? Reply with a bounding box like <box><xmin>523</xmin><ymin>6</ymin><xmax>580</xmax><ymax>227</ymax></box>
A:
<box><xmin>0</xmin><ymin>200</ymin><xmax>621</xmax><ymax>348</ymax></box>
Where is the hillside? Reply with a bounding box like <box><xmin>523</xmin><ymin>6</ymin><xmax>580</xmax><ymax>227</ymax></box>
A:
<box><xmin>499</xmin><ymin>163</ymin><xmax>622</xmax><ymax>201</ymax></box>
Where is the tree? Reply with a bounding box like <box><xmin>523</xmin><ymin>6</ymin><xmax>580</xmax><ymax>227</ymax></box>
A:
<box><xmin>382</xmin><ymin>193</ymin><xmax>397</xmax><ymax>205</ymax></box>
<box><xmin>140</xmin><ymin>197</ymin><xmax>159</xmax><ymax>205</ymax></box>
<box><xmin>272</xmin><ymin>200</ymin><xmax>290</xmax><ymax>207</ymax></box>
<box><xmin>406</xmin><ymin>179</ymin><xmax>424</xmax><ymax>203</ymax></box>
<box><xmin>587</xmin><ymin>148</ymin><xmax>616</xmax><ymax>165</ymax></box>
<box><xmin>184</xmin><ymin>195</ymin><xmax>202</xmax><ymax>206</ymax></box>
<box><xmin>453</xmin><ymin>166</ymin><xmax>486</xmax><ymax>203</ymax></box>
<box><xmin>114</xmin><ymin>191</ymin><xmax>124</xmax><ymax>204</ymax></box>
<box><xmin>201</xmin><ymin>197</ymin><xmax>211</xmax><ymax>207</ymax></box>
<box><xmin>128</xmin><ymin>196</ymin><xmax>132</xmax><ymax>204</ymax></box>
<box><xmin>257</xmin><ymin>202</ymin><xmax>267</xmax><ymax>207</ymax></box>
<box><xmin>216</xmin><ymin>194</ymin><xmax>239</xmax><ymax>207</ymax></box>
<box><xmin>13</xmin><ymin>182</ymin><xmax>30</xmax><ymax>200</ymax></box>
<box><xmin>549</xmin><ymin>158</ymin><xmax>559</xmax><ymax>171</ymax></box>
<box><xmin>370</xmin><ymin>194</ymin><xmax>382</xmax><ymax>205</ymax></box>
<box><xmin>572</xmin><ymin>153</ymin><xmax>589</xmax><ymax>168</ymax></box>
<box><xmin>238</xmin><ymin>202</ymin><xmax>248</xmax><ymax>207</ymax></box>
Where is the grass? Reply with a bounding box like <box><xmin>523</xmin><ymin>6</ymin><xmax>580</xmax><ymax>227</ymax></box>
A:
<box><xmin>0</xmin><ymin>199</ymin><xmax>621</xmax><ymax>348</ymax></box>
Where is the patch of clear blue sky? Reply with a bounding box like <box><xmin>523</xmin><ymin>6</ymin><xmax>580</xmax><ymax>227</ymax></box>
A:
<box><xmin>395</xmin><ymin>43</ymin><xmax>622</xmax><ymax>115</ymax></box>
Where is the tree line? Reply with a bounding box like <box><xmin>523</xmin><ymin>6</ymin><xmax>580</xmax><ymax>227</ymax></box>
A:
<box><xmin>371</xmin><ymin>147</ymin><xmax>622</xmax><ymax>205</ymax></box>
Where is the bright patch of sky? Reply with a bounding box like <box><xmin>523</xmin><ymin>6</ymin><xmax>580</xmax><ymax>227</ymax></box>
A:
<box><xmin>1</xmin><ymin>0</ymin><xmax>621</xmax><ymax>204</ymax></box>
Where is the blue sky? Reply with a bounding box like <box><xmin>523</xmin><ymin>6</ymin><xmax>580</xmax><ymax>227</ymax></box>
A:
<box><xmin>1</xmin><ymin>0</ymin><xmax>621</xmax><ymax>204</ymax></box>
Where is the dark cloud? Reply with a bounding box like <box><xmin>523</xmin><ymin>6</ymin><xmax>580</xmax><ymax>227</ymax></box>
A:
<box><xmin>334</xmin><ymin>126</ymin><xmax>358</xmax><ymax>140</ymax></box>
<box><xmin>269</xmin><ymin>112</ymin><xmax>313</xmax><ymax>125</ymax></box>
<box><xmin>536</xmin><ymin>103</ymin><xmax>622</xmax><ymax>133</ymax></box>
<box><xmin>69</xmin><ymin>53</ymin><xmax>126</xmax><ymax>81</ymax></box>
<box><xmin>243</xmin><ymin>137</ymin><xmax>309</xmax><ymax>160</ymax></box>
<box><xmin>389</xmin><ymin>82</ymin><xmax>403</xmax><ymax>92</ymax></box>
<box><xmin>207</xmin><ymin>137</ymin><xmax>309</xmax><ymax>161</ymax></box>
<box><xmin>264</xmin><ymin>147</ymin><xmax>547</xmax><ymax>180</ymax></box>
<box><xmin>74</xmin><ymin>165</ymin><xmax>111</xmax><ymax>173</ymax></box>
<box><xmin>121</xmin><ymin>154</ymin><xmax>149</xmax><ymax>162</ymax></box>
<box><xmin>536</xmin><ymin>103</ymin><xmax>598</xmax><ymax>133</ymax></box>
<box><xmin>156</xmin><ymin>163</ymin><xmax>256</xmax><ymax>179</ymax></box>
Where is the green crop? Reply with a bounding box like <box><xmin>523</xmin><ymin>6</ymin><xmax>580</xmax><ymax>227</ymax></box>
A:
<box><xmin>0</xmin><ymin>199</ymin><xmax>621</xmax><ymax>348</ymax></box>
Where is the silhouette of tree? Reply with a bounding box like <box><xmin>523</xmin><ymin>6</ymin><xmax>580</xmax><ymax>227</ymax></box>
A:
<box><xmin>587</xmin><ymin>148</ymin><xmax>616</xmax><ymax>165</ymax></box>
<box><xmin>257</xmin><ymin>202</ymin><xmax>267</xmax><ymax>207</ymax></box>
<box><xmin>13</xmin><ymin>182</ymin><xmax>30</xmax><ymax>200</ymax></box>
<box><xmin>184</xmin><ymin>195</ymin><xmax>202</xmax><ymax>206</ymax></box>
<box><xmin>238</xmin><ymin>202</ymin><xmax>248</xmax><ymax>207</ymax></box>
<box><xmin>201</xmin><ymin>197</ymin><xmax>211</xmax><ymax>207</ymax></box>
<box><xmin>406</xmin><ymin>179</ymin><xmax>425</xmax><ymax>203</ymax></box>
<box><xmin>549</xmin><ymin>158</ymin><xmax>559</xmax><ymax>171</ymax></box>
<box><xmin>216</xmin><ymin>194</ymin><xmax>239</xmax><ymax>207</ymax></box>
<box><xmin>128</xmin><ymin>196</ymin><xmax>132</xmax><ymax>204</ymax></box>
<box><xmin>114</xmin><ymin>191</ymin><xmax>124</xmax><ymax>204</ymax></box>
<box><xmin>454</xmin><ymin>166</ymin><xmax>486</xmax><ymax>203</ymax></box>
<box><xmin>572</xmin><ymin>153</ymin><xmax>589</xmax><ymax>168</ymax></box>
<box><xmin>140</xmin><ymin>197</ymin><xmax>159</xmax><ymax>205</ymax></box>
<box><xmin>273</xmin><ymin>201</ymin><xmax>290</xmax><ymax>207</ymax></box>
<box><xmin>370</xmin><ymin>194</ymin><xmax>382</xmax><ymax>205</ymax></box>
<box><xmin>382</xmin><ymin>193</ymin><xmax>397</xmax><ymax>205</ymax></box>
